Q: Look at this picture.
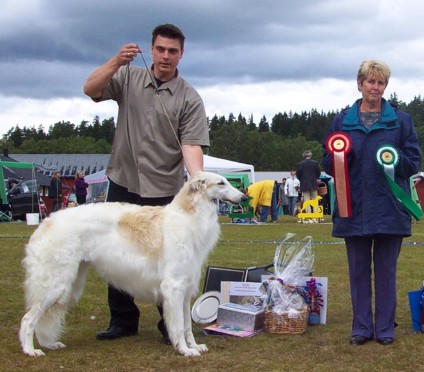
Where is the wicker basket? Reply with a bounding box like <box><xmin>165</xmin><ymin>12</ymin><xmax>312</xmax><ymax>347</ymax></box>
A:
<box><xmin>317</xmin><ymin>181</ymin><xmax>328</xmax><ymax>196</ymax></box>
<box><xmin>264</xmin><ymin>305</ymin><xmax>309</xmax><ymax>334</ymax></box>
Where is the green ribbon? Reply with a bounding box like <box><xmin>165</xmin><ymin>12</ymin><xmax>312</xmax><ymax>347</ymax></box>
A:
<box><xmin>376</xmin><ymin>145</ymin><xmax>423</xmax><ymax>221</ymax></box>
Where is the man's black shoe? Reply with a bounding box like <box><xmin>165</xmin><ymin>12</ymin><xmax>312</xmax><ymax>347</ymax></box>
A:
<box><xmin>96</xmin><ymin>325</ymin><xmax>137</xmax><ymax>340</ymax></box>
<box><xmin>157</xmin><ymin>320</ymin><xmax>172</xmax><ymax>345</ymax></box>
<box><xmin>349</xmin><ymin>335</ymin><xmax>371</xmax><ymax>345</ymax></box>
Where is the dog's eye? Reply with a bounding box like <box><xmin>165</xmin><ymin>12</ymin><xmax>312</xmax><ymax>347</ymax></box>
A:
<box><xmin>218</xmin><ymin>181</ymin><xmax>225</xmax><ymax>186</ymax></box>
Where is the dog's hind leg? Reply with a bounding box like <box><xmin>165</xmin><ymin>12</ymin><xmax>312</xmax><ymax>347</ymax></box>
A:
<box><xmin>20</xmin><ymin>288</ymin><xmax>67</xmax><ymax>356</ymax></box>
<box><xmin>69</xmin><ymin>261</ymin><xmax>90</xmax><ymax>306</ymax></box>
<box><xmin>20</xmin><ymin>306</ymin><xmax>46</xmax><ymax>357</ymax></box>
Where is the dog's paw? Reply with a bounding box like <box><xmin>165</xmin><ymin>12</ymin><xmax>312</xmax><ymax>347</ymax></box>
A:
<box><xmin>187</xmin><ymin>341</ymin><xmax>208</xmax><ymax>354</ymax></box>
<box><xmin>178</xmin><ymin>346</ymin><xmax>202</xmax><ymax>357</ymax></box>
<box><xmin>45</xmin><ymin>342</ymin><xmax>66</xmax><ymax>350</ymax></box>
<box><xmin>24</xmin><ymin>348</ymin><xmax>45</xmax><ymax>357</ymax></box>
<box><xmin>194</xmin><ymin>343</ymin><xmax>208</xmax><ymax>354</ymax></box>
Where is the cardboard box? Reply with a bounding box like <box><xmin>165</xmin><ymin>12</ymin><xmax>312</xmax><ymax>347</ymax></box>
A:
<box><xmin>217</xmin><ymin>302</ymin><xmax>265</xmax><ymax>331</ymax></box>
<box><xmin>220</xmin><ymin>281</ymin><xmax>263</xmax><ymax>305</ymax></box>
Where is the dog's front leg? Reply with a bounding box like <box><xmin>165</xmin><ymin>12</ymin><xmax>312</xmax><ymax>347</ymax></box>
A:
<box><xmin>162</xmin><ymin>286</ymin><xmax>201</xmax><ymax>357</ymax></box>
<box><xmin>183</xmin><ymin>294</ymin><xmax>208</xmax><ymax>354</ymax></box>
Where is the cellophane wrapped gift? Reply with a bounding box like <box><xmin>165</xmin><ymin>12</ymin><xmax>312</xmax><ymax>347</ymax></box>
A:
<box><xmin>261</xmin><ymin>233</ymin><xmax>314</xmax><ymax>334</ymax></box>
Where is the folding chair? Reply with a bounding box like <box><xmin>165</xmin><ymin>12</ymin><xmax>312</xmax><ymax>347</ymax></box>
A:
<box><xmin>0</xmin><ymin>200</ymin><xmax>12</xmax><ymax>222</ymax></box>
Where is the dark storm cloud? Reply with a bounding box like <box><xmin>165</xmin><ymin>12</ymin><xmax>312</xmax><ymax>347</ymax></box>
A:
<box><xmin>1</xmin><ymin>0</ymin><xmax>424</xmax><ymax>100</ymax></box>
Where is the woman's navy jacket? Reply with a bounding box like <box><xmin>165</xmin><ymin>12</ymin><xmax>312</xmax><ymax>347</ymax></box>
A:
<box><xmin>322</xmin><ymin>98</ymin><xmax>421</xmax><ymax>238</ymax></box>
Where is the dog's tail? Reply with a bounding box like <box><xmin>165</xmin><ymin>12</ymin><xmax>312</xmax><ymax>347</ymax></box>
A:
<box><xmin>34</xmin><ymin>304</ymin><xmax>67</xmax><ymax>348</ymax></box>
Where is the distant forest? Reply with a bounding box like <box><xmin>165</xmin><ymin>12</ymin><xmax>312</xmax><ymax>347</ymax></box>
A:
<box><xmin>2</xmin><ymin>93</ymin><xmax>424</xmax><ymax>171</ymax></box>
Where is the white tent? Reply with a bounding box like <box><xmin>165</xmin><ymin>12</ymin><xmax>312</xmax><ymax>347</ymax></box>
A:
<box><xmin>83</xmin><ymin>155</ymin><xmax>255</xmax><ymax>203</ymax></box>
<box><xmin>204</xmin><ymin>155</ymin><xmax>255</xmax><ymax>183</ymax></box>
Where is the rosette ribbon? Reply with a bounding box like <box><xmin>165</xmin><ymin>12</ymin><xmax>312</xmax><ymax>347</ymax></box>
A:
<box><xmin>325</xmin><ymin>132</ymin><xmax>352</xmax><ymax>217</ymax></box>
<box><xmin>376</xmin><ymin>145</ymin><xmax>423</xmax><ymax>221</ymax></box>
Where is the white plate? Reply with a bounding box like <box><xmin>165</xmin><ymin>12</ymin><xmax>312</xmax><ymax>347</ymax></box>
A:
<box><xmin>191</xmin><ymin>291</ymin><xmax>222</xmax><ymax>324</ymax></box>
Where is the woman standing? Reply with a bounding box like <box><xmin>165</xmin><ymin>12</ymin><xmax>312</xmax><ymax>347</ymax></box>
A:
<box><xmin>74</xmin><ymin>171</ymin><xmax>89</xmax><ymax>205</ymax></box>
<box><xmin>322</xmin><ymin>60</ymin><xmax>421</xmax><ymax>346</ymax></box>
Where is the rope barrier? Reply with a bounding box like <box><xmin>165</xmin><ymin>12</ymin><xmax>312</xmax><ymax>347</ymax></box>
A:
<box><xmin>1</xmin><ymin>237</ymin><xmax>423</xmax><ymax>245</ymax></box>
<box><xmin>219</xmin><ymin>239</ymin><xmax>424</xmax><ymax>246</ymax></box>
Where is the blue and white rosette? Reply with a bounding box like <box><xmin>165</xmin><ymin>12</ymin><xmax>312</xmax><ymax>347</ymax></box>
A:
<box><xmin>376</xmin><ymin>145</ymin><xmax>423</xmax><ymax>221</ymax></box>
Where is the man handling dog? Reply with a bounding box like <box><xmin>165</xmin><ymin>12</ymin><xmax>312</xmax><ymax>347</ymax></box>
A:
<box><xmin>83</xmin><ymin>24</ymin><xmax>209</xmax><ymax>344</ymax></box>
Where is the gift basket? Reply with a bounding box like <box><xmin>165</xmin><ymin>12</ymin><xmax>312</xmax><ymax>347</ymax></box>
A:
<box><xmin>261</xmin><ymin>233</ymin><xmax>314</xmax><ymax>334</ymax></box>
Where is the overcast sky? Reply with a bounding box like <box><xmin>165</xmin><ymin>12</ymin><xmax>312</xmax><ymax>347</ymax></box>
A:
<box><xmin>1</xmin><ymin>0</ymin><xmax>424</xmax><ymax>137</ymax></box>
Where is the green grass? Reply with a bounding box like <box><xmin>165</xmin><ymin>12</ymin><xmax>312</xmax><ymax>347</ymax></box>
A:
<box><xmin>2</xmin><ymin>216</ymin><xmax>424</xmax><ymax>371</ymax></box>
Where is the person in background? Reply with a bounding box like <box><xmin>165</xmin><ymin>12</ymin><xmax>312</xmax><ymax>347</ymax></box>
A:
<box><xmin>322</xmin><ymin>59</ymin><xmax>421</xmax><ymax>346</ymax></box>
<box><xmin>247</xmin><ymin>180</ymin><xmax>279</xmax><ymax>223</ymax></box>
<box><xmin>83</xmin><ymin>24</ymin><xmax>209</xmax><ymax>344</ymax></box>
<box><xmin>49</xmin><ymin>171</ymin><xmax>62</xmax><ymax>213</ymax></box>
<box><xmin>285</xmin><ymin>169</ymin><xmax>300</xmax><ymax>216</ymax></box>
<box><xmin>297</xmin><ymin>150</ymin><xmax>321</xmax><ymax>215</ymax></box>
<box><xmin>74</xmin><ymin>171</ymin><xmax>89</xmax><ymax>205</ymax></box>
<box><xmin>279</xmin><ymin>177</ymin><xmax>289</xmax><ymax>215</ymax></box>
<box><xmin>8</xmin><ymin>179</ymin><xmax>18</xmax><ymax>191</ymax></box>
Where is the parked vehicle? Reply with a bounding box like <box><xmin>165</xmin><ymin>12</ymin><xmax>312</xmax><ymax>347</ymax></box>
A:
<box><xmin>7</xmin><ymin>179</ymin><xmax>46</xmax><ymax>220</ymax></box>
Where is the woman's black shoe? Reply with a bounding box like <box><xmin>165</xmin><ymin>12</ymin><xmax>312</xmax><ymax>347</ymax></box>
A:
<box><xmin>349</xmin><ymin>335</ymin><xmax>370</xmax><ymax>345</ymax></box>
<box><xmin>377</xmin><ymin>337</ymin><xmax>394</xmax><ymax>345</ymax></box>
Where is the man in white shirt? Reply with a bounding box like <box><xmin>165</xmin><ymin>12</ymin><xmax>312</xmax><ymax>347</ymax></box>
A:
<box><xmin>285</xmin><ymin>169</ymin><xmax>300</xmax><ymax>216</ymax></box>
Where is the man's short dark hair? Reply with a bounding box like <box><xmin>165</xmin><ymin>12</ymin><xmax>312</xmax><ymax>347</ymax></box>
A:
<box><xmin>152</xmin><ymin>24</ymin><xmax>185</xmax><ymax>50</ymax></box>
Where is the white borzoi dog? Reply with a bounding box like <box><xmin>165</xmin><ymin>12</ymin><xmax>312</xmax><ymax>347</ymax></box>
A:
<box><xmin>19</xmin><ymin>172</ymin><xmax>247</xmax><ymax>357</ymax></box>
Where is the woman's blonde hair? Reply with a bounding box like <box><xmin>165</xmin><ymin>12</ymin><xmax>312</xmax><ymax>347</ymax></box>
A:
<box><xmin>75</xmin><ymin>171</ymin><xmax>85</xmax><ymax>179</ymax></box>
<box><xmin>357</xmin><ymin>59</ymin><xmax>391</xmax><ymax>86</ymax></box>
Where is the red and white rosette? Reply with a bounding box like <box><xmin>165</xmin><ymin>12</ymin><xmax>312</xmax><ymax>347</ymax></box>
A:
<box><xmin>326</xmin><ymin>132</ymin><xmax>352</xmax><ymax>218</ymax></box>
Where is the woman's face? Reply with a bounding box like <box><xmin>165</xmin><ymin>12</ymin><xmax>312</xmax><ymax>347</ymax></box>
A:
<box><xmin>358</xmin><ymin>74</ymin><xmax>387</xmax><ymax>107</ymax></box>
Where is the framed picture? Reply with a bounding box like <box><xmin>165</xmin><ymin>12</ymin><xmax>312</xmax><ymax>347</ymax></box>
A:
<box><xmin>203</xmin><ymin>266</ymin><xmax>247</xmax><ymax>293</ymax></box>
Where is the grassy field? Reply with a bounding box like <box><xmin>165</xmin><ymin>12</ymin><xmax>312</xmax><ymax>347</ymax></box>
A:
<box><xmin>1</xmin><ymin>216</ymin><xmax>424</xmax><ymax>371</ymax></box>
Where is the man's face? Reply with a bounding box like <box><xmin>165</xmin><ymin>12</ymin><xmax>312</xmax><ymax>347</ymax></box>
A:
<box><xmin>151</xmin><ymin>35</ymin><xmax>184</xmax><ymax>81</ymax></box>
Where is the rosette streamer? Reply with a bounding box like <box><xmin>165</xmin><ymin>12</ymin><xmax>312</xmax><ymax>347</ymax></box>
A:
<box><xmin>325</xmin><ymin>132</ymin><xmax>352</xmax><ymax>217</ymax></box>
<box><xmin>376</xmin><ymin>145</ymin><xmax>423</xmax><ymax>221</ymax></box>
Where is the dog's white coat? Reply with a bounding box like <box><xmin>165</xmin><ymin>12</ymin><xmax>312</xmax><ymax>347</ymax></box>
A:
<box><xmin>19</xmin><ymin>172</ymin><xmax>246</xmax><ymax>357</ymax></box>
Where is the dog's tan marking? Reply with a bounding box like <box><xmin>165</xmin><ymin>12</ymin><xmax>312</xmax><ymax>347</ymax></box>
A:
<box><xmin>177</xmin><ymin>192</ymin><xmax>196</xmax><ymax>214</ymax></box>
<box><xmin>29</xmin><ymin>219</ymin><xmax>54</xmax><ymax>242</ymax></box>
<box><xmin>117</xmin><ymin>207</ymin><xmax>165</xmax><ymax>259</ymax></box>
<box><xmin>175</xmin><ymin>178</ymin><xmax>206</xmax><ymax>214</ymax></box>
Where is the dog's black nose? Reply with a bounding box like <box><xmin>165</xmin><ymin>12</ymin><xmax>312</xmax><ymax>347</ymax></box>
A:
<box><xmin>241</xmin><ymin>195</ymin><xmax>248</xmax><ymax>202</ymax></box>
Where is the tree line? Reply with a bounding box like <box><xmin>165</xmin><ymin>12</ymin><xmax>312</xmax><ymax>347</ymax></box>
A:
<box><xmin>2</xmin><ymin>94</ymin><xmax>424</xmax><ymax>171</ymax></box>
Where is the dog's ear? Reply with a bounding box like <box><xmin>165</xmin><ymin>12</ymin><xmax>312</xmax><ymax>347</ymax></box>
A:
<box><xmin>188</xmin><ymin>177</ymin><xmax>206</xmax><ymax>194</ymax></box>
